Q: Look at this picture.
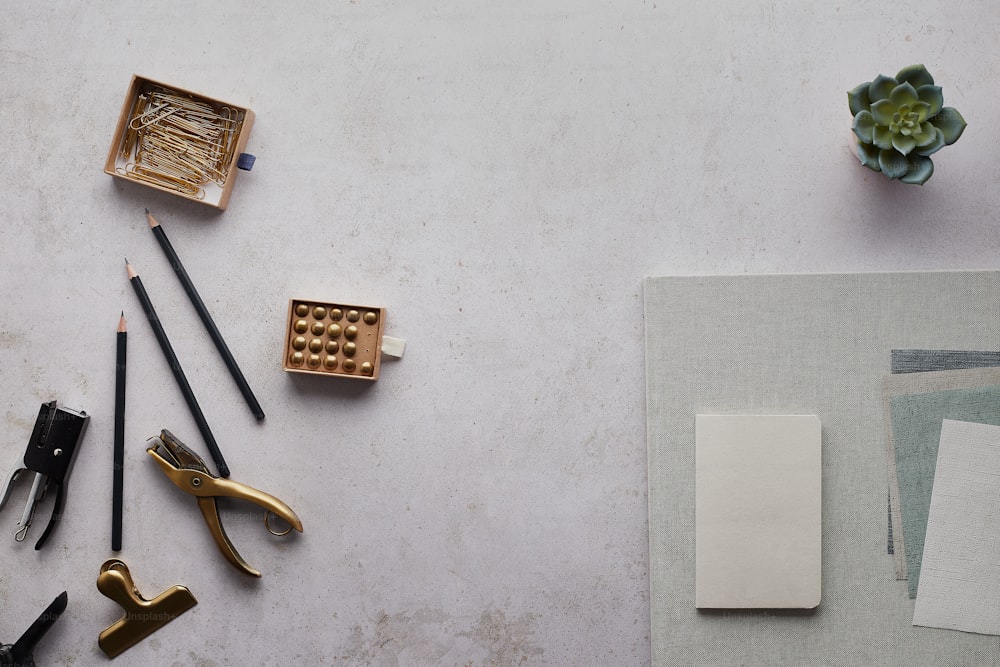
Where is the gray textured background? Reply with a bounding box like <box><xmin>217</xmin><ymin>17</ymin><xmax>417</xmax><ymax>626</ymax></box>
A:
<box><xmin>1</xmin><ymin>2</ymin><xmax>999</xmax><ymax>665</ymax></box>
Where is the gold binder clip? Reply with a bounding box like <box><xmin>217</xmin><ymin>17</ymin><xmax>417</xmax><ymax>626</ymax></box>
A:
<box><xmin>96</xmin><ymin>559</ymin><xmax>197</xmax><ymax>658</ymax></box>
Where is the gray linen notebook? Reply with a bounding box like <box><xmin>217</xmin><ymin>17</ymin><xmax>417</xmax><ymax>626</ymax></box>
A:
<box><xmin>645</xmin><ymin>272</ymin><xmax>1000</xmax><ymax>666</ymax></box>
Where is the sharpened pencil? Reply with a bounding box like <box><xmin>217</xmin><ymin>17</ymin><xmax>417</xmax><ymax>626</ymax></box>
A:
<box><xmin>126</xmin><ymin>259</ymin><xmax>230</xmax><ymax>478</ymax></box>
<box><xmin>112</xmin><ymin>311</ymin><xmax>126</xmax><ymax>551</ymax></box>
<box><xmin>146</xmin><ymin>209</ymin><xmax>265</xmax><ymax>421</ymax></box>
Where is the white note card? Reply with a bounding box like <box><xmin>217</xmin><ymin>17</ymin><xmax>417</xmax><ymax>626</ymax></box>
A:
<box><xmin>913</xmin><ymin>419</ymin><xmax>1000</xmax><ymax>635</ymax></box>
<box><xmin>695</xmin><ymin>414</ymin><xmax>822</xmax><ymax>609</ymax></box>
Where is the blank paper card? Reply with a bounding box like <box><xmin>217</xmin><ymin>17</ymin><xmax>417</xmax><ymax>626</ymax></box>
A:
<box><xmin>695</xmin><ymin>414</ymin><xmax>822</xmax><ymax>609</ymax></box>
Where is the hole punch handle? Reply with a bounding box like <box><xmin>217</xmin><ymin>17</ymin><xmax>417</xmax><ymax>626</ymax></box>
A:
<box><xmin>264</xmin><ymin>511</ymin><xmax>294</xmax><ymax>536</ymax></box>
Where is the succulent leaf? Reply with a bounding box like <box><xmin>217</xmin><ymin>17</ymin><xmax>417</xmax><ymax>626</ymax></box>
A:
<box><xmin>848</xmin><ymin>83</ymin><xmax>872</xmax><ymax>116</ymax></box>
<box><xmin>873</xmin><ymin>125</ymin><xmax>894</xmax><ymax>150</ymax></box>
<box><xmin>879</xmin><ymin>149</ymin><xmax>910</xmax><ymax>179</ymax></box>
<box><xmin>933</xmin><ymin>107</ymin><xmax>967</xmax><ymax>145</ymax></box>
<box><xmin>915</xmin><ymin>127</ymin><xmax>946</xmax><ymax>156</ymax></box>
<box><xmin>911</xmin><ymin>101</ymin><xmax>931</xmax><ymax>123</ymax></box>
<box><xmin>853</xmin><ymin>110</ymin><xmax>876</xmax><ymax>143</ymax></box>
<box><xmin>857</xmin><ymin>141</ymin><xmax>881</xmax><ymax>171</ymax></box>
<box><xmin>899</xmin><ymin>154</ymin><xmax>934</xmax><ymax>185</ymax></box>
<box><xmin>871</xmin><ymin>99</ymin><xmax>896</xmax><ymax>126</ymax></box>
<box><xmin>892</xmin><ymin>133</ymin><xmax>917</xmax><ymax>156</ymax></box>
<box><xmin>896</xmin><ymin>64</ymin><xmax>934</xmax><ymax>88</ymax></box>
<box><xmin>916</xmin><ymin>85</ymin><xmax>943</xmax><ymax>116</ymax></box>
<box><xmin>889</xmin><ymin>82</ymin><xmax>919</xmax><ymax>109</ymax></box>
<box><xmin>869</xmin><ymin>75</ymin><xmax>898</xmax><ymax>102</ymax></box>
<box><xmin>912</xmin><ymin>123</ymin><xmax>937</xmax><ymax>147</ymax></box>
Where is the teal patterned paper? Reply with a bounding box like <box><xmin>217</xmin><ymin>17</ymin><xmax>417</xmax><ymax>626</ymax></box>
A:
<box><xmin>891</xmin><ymin>386</ymin><xmax>1000</xmax><ymax>598</ymax></box>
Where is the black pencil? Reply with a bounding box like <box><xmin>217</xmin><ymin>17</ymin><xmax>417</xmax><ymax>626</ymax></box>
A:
<box><xmin>126</xmin><ymin>259</ymin><xmax>230</xmax><ymax>478</ymax></box>
<box><xmin>146</xmin><ymin>209</ymin><xmax>265</xmax><ymax>421</ymax></box>
<box><xmin>112</xmin><ymin>311</ymin><xmax>126</xmax><ymax>551</ymax></box>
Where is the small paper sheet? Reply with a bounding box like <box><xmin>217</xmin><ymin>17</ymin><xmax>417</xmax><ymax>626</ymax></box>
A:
<box><xmin>695</xmin><ymin>414</ymin><xmax>822</xmax><ymax>609</ymax></box>
<box><xmin>913</xmin><ymin>419</ymin><xmax>1000</xmax><ymax>635</ymax></box>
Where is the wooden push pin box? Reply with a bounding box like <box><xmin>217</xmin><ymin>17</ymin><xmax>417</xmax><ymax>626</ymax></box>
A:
<box><xmin>104</xmin><ymin>75</ymin><xmax>255</xmax><ymax>210</ymax></box>
<box><xmin>283</xmin><ymin>299</ymin><xmax>405</xmax><ymax>381</ymax></box>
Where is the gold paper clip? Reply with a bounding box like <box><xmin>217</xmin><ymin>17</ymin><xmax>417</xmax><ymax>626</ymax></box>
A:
<box><xmin>97</xmin><ymin>559</ymin><xmax>197</xmax><ymax>658</ymax></box>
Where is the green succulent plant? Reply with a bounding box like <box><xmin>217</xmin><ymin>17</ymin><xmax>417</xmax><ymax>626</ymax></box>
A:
<box><xmin>848</xmin><ymin>64</ymin><xmax>966</xmax><ymax>185</ymax></box>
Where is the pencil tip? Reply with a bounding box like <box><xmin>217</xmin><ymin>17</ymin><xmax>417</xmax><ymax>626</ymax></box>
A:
<box><xmin>146</xmin><ymin>209</ymin><xmax>158</xmax><ymax>228</ymax></box>
<box><xmin>124</xmin><ymin>257</ymin><xmax>129</xmax><ymax>264</ymax></box>
<box><xmin>118</xmin><ymin>312</ymin><xmax>127</xmax><ymax>332</ymax></box>
<box><xmin>144</xmin><ymin>207</ymin><xmax>149</xmax><ymax>214</ymax></box>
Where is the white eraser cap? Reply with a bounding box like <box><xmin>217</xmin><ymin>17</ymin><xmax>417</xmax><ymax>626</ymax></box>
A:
<box><xmin>381</xmin><ymin>336</ymin><xmax>406</xmax><ymax>358</ymax></box>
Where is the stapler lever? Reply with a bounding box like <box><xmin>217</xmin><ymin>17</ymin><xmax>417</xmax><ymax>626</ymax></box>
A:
<box><xmin>0</xmin><ymin>401</ymin><xmax>89</xmax><ymax>549</ymax></box>
<box><xmin>147</xmin><ymin>429</ymin><xmax>303</xmax><ymax>577</ymax></box>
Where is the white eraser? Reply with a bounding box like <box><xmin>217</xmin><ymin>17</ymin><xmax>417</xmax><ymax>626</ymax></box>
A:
<box><xmin>381</xmin><ymin>336</ymin><xmax>406</xmax><ymax>358</ymax></box>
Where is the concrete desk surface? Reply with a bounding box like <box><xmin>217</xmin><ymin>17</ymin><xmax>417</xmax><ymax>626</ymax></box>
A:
<box><xmin>1</xmin><ymin>2</ymin><xmax>998</xmax><ymax>665</ymax></box>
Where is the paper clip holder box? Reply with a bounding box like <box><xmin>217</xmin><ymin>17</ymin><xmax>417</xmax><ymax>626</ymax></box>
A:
<box><xmin>104</xmin><ymin>74</ymin><xmax>255</xmax><ymax>210</ymax></box>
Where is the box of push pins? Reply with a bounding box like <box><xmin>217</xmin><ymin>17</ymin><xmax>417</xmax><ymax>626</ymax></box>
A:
<box><xmin>282</xmin><ymin>299</ymin><xmax>405</xmax><ymax>380</ymax></box>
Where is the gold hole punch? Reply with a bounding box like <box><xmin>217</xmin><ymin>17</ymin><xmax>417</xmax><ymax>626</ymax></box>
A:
<box><xmin>97</xmin><ymin>559</ymin><xmax>197</xmax><ymax>659</ymax></box>
<box><xmin>146</xmin><ymin>429</ymin><xmax>303</xmax><ymax>577</ymax></box>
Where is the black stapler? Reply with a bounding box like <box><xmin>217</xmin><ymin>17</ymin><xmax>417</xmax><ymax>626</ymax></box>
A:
<box><xmin>0</xmin><ymin>401</ymin><xmax>89</xmax><ymax>549</ymax></box>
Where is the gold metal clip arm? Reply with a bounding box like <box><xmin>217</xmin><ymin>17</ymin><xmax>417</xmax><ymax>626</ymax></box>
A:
<box><xmin>97</xmin><ymin>559</ymin><xmax>197</xmax><ymax>658</ymax></box>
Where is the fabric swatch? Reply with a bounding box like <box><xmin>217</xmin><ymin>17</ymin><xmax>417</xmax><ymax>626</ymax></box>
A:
<box><xmin>886</xmin><ymin>353</ymin><xmax>1000</xmax><ymax>559</ymax></box>
<box><xmin>891</xmin><ymin>349</ymin><xmax>1000</xmax><ymax>374</ymax></box>
<box><xmin>889</xmin><ymin>385</ymin><xmax>1000</xmax><ymax>598</ymax></box>
<box><xmin>695</xmin><ymin>414</ymin><xmax>821</xmax><ymax>609</ymax></box>
<box><xmin>912</xmin><ymin>420</ymin><xmax>1000</xmax><ymax>635</ymax></box>
<box><xmin>886</xmin><ymin>494</ymin><xmax>893</xmax><ymax>555</ymax></box>
<box><xmin>881</xmin><ymin>367</ymin><xmax>1000</xmax><ymax>579</ymax></box>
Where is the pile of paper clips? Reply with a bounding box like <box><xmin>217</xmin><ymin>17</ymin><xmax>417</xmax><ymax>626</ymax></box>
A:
<box><xmin>117</xmin><ymin>87</ymin><xmax>244</xmax><ymax>200</ymax></box>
